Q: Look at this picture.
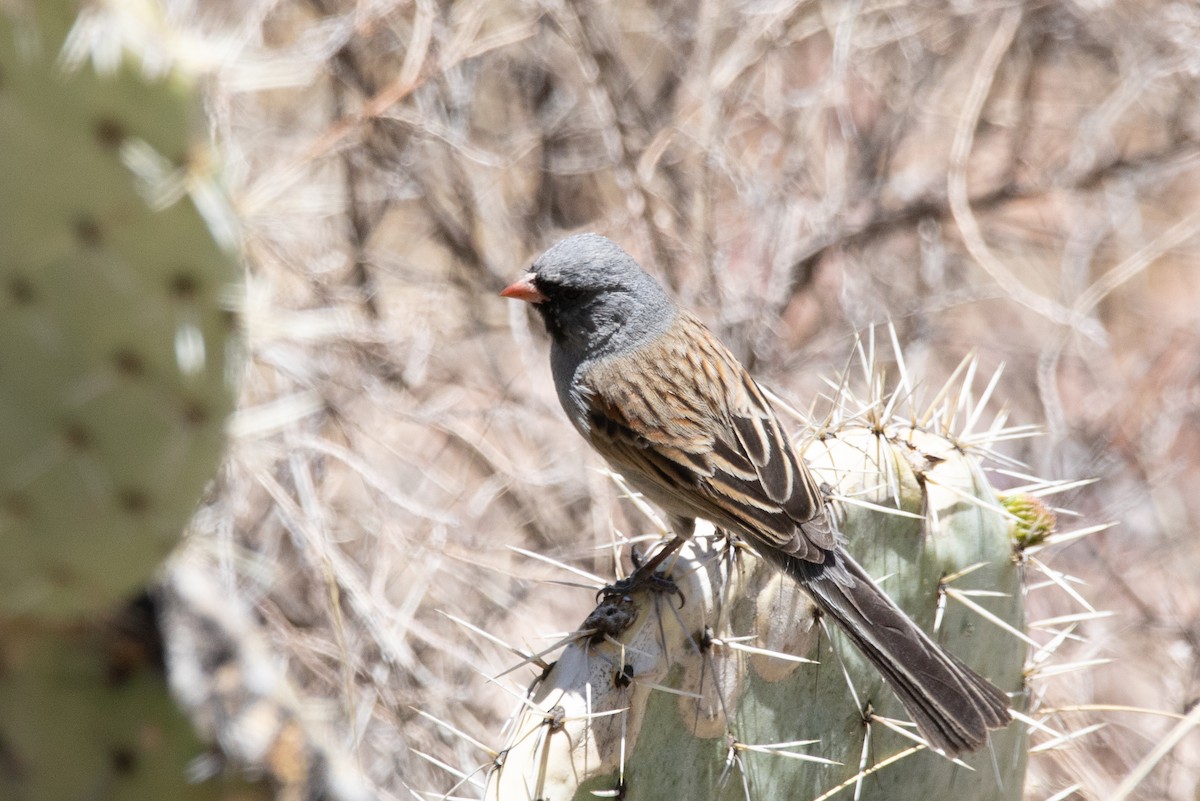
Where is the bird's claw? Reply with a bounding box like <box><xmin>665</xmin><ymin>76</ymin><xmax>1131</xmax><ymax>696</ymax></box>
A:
<box><xmin>597</xmin><ymin>568</ymin><xmax>685</xmax><ymax>608</ymax></box>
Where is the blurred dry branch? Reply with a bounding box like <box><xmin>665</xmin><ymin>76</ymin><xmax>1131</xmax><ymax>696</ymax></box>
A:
<box><xmin>163</xmin><ymin>0</ymin><xmax>1200</xmax><ymax>798</ymax></box>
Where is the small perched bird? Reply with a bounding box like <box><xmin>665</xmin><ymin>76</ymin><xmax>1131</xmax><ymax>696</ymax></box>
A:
<box><xmin>501</xmin><ymin>233</ymin><xmax>1011</xmax><ymax>756</ymax></box>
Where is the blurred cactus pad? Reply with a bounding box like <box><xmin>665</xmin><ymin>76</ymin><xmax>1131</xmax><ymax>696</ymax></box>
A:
<box><xmin>489</xmin><ymin>424</ymin><xmax>1029</xmax><ymax>801</ymax></box>
<box><xmin>0</xmin><ymin>2</ymin><xmax>237</xmax><ymax>617</ymax></box>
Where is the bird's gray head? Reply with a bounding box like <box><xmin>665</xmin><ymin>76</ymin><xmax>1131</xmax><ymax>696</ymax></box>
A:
<box><xmin>502</xmin><ymin>233</ymin><xmax>676</xmax><ymax>360</ymax></box>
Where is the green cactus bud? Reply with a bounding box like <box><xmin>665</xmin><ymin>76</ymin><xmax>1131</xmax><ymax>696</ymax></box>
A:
<box><xmin>0</xmin><ymin>1</ymin><xmax>238</xmax><ymax>617</ymax></box>
<box><xmin>487</xmin><ymin>426</ymin><xmax>1028</xmax><ymax>800</ymax></box>
<box><xmin>1004</xmin><ymin>493</ymin><xmax>1057</xmax><ymax>550</ymax></box>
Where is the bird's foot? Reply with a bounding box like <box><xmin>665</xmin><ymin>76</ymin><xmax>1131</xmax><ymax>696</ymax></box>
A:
<box><xmin>597</xmin><ymin>549</ymin><xmax>684</xmax><ymax>607</ymax></box>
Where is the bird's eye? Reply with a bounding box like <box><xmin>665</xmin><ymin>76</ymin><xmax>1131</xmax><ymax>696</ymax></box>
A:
<box><xmin>557</xmin><ymin>287</ymin><xmax>588</xmax><ymax>302</ymax></box>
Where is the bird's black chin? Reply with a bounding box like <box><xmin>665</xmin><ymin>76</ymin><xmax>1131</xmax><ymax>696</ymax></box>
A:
<box><xmin>534</xmin><ymin>302</ymin><xmax>566</xmax><ymax>343</ymax></box>
<box><xmin>536</xmin><ymin>299</ymin><xmax>611</xmax><ymax>355</ymax></box>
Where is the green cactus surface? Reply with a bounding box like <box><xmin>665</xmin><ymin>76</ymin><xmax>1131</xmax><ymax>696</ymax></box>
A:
<box><xmin>487</xmin><ymin>426</ymin><xmax>1029</xmax><ymax>801</ymax></box>
<box><xmin>0</xmin><ymin>596</ymin><xmax>266</xmax><ymax>801</ymax></box>
<box><xmin>0</xmin><ymin>2</ymin><xmax>237</xmax><ymax>617</ymax></box>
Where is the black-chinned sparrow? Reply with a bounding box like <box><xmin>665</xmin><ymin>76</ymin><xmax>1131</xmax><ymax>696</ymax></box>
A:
<box><xmin>502</xmin><ymin>233</ymin><xmax>1011</xmax><ymax>756</ymax></box>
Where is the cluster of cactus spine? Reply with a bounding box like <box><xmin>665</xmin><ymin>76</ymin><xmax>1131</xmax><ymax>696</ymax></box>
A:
<box><xmin>484</xmin><ymin>372</ymin><xmax>1036</xmax><ymax>801</ymax></box>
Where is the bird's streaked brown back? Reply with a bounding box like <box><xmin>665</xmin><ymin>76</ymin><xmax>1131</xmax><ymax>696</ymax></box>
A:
<box><xmin>580</xmin><ymin>311</ymin><xmax>835</xmax><ymax>563</ymax></box>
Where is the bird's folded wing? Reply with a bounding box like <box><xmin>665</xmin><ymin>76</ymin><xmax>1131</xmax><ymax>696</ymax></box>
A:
<box><xmin>582</xmin><ymin>313</ymin><xmax>835</xmax><ymax>563</ymax></box>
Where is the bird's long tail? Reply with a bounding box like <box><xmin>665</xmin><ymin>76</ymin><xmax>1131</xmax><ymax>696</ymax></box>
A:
<box><xmin>788</xmin><ymin>549</ymin><xmax>1012</xmax><ymax>756</ymax></box>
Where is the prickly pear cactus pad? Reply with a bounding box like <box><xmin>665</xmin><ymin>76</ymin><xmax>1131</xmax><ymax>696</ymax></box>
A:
<box><xmin>0</xmin><ymin>594</ymin><xmax>267</xmax><ymax>801</ymax></box>
<box><xmin>487</xmin><ymin>425</ymin><xmax>1028</xmax><ymax>801</ymax></box>
<box><xmin>0</xmin><ymin>3</ymin><xmax>237</xmax><ymax>616</ymax></box>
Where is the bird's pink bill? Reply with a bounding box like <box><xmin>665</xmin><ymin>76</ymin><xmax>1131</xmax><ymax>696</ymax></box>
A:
<box><xmin>500</xmin><ymin>272</ymin><xmax>547</xmax><ymax>304</ymax></box>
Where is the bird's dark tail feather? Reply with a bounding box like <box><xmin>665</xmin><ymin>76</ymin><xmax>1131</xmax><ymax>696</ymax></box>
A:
<box><xmin>787</xmin><ymin>550</ymin><xmax>1012</xmax><ymax>756</ymax></box>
